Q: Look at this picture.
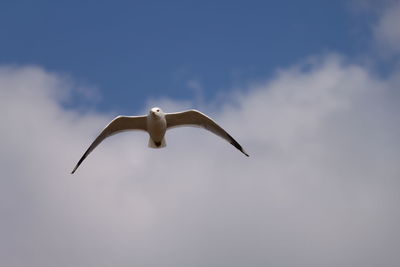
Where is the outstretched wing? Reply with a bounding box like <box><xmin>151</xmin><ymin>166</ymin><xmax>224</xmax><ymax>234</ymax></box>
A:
<box><xmin>165</xmin><ymin>110</ymin><xmax>249</xmax><ymax>156</ymax></box>
<box><xmin>71</xmin><ymin>115</ymin><xmax>147</xmax><ymax>174</ymax></box>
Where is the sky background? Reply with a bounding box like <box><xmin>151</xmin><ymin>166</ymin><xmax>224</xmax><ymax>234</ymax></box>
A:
<box><xmin>0</xmin><ymin>0</ymin><xmax>375</xmax><ymax>112</ymax></box>
<box><xmin>1</xmin><ymin>1</ymin><xmax>400</xmax><ymax>266</ymax></box>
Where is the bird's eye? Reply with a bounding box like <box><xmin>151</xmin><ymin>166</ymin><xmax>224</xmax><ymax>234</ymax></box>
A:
<box><xmin>156</xmin><ymin>109</ymin><xmax>160</xmax><ymax>112</ymax></box>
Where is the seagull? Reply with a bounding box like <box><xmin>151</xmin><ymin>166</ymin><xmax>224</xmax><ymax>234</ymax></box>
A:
<box><xmin>71</xmin><ymin>107</ymin><xmax>249</xmax><ymax>174</ymax></box>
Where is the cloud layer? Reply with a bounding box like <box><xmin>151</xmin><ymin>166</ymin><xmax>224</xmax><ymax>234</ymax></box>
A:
<box><xmin>1</xmin><ymin>53</ymin><xmax>399</xmax><ymax>267</ymax></box>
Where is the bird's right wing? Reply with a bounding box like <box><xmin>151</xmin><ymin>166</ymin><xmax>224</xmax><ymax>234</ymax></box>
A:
<box><xmin>71</xmin><ymin>115</ymin><xmax>147</xmax><ymax>174</ymax></box>
<box><xmin>165</xmin><ymin>109</ymin><xmax>249</xmax><ymax>156</ymax></box>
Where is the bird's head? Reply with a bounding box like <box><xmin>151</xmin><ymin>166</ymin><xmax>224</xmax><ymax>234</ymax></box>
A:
<box><xmin>149</xmin><ymin>107</ymin><xmax>164</xmax><ymax>118</ymax></box>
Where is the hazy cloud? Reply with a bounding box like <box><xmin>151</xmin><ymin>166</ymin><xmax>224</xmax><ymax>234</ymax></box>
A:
<box><xmin>1</xmin><ymin>54</ymin><xmax>399</xmax><ymax>266</ymax></box>
<box><xmin>373</xmin><ymin>0</ymin><xmax>400</xmax><ymax>55</ymax></box>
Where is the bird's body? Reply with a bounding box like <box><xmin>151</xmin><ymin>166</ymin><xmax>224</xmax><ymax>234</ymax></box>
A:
<box><xmin>71</xmin><ymin>107</ymin><xmax>248</xmax><ymax>174</ymax></box>
<box><xmin>147</xmin><ymin>107</ymin><xmax>167</xmax><ymax>148</ymax></box>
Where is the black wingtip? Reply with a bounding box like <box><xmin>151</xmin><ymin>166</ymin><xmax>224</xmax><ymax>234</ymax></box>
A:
<box><xmin>229</xmin><ymin>139</ymin><xmax>249</xmax><ymax>157</ymax></box>
<box><xmin>241</xmin><ymin>149</ymin><xmax>250</xmax><ymax>157</ymax></box>
<box><xmin>70</xmin><ymin>153</ymin><xmax>88</xmax><ymax>175</ymax></box>
<box><xmin>71</xmin><ymin>161</ymin><xmax>82</xmax><ymax>174</ymax></box>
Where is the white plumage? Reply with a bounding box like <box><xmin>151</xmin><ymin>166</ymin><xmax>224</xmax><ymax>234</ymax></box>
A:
<box><xmin>71</xmin><ymin>107</ymin><xmax>249</xmax><ymax>174</ymax></box>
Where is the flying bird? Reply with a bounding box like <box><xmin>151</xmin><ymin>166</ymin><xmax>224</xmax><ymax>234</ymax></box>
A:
<box><xmin>71</xmin><ymin>107</ymin><xmax>249</xmax><ymax>174</ymax></box>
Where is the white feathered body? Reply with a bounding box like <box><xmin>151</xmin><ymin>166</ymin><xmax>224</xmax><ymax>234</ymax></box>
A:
<box><xmin>146</xmin><ymin>112</ymin><xmax>167</xmax><ymax>148</ymax></box>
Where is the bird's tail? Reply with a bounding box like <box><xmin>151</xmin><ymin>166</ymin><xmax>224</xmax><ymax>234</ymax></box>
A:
<box><xmin>148</xmin><ymin>137</ymin><xmax>166</xmax><ymax>148</ymax></box>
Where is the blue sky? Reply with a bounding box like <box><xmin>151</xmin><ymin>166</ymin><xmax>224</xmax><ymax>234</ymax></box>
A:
<box><xmin>0</xmin><ymin>0</ymin><xmax>373</xmax><ymax>113</ymax></box>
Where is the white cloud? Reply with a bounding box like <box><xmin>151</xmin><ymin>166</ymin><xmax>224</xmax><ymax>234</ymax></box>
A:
<box><xmin>1</xmin><ymin>56</ymin><xmax>400</xmax><ymax>266</ymax></box>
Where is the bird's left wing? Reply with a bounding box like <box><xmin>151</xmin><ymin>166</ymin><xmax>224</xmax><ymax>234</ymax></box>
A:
<box><xmin>71</xmin><ymin>115</ymin><xmax>147</xmax><ymax>174</ymax></box>
<box><xmin>165</xmin><ymin>110</ymin><xmax>249</xmax><ymax>156</ymax></box>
